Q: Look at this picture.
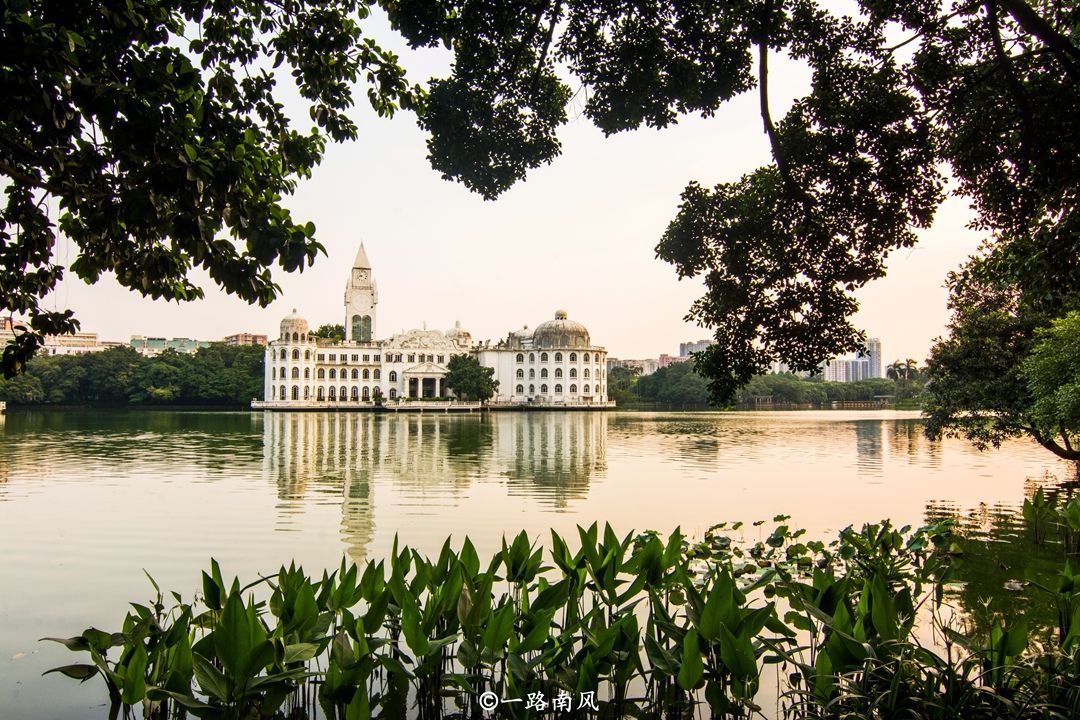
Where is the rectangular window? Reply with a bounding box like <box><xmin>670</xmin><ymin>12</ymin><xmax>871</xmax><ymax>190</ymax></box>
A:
<box><xmin>329</xmin><ymin>354</ymin><xmax>336</xmax><ymax>362</ymax></box>
<box><xmin>437</xmin><ymin>355</ymin><xmax>444</xmax><ymax>363</ymax></box>
<box><xmin>317</xmin><ymin>354</ymin><xmax>325</xmax><ymax>362</ymax></box>
<box><xmin>408</xmin><ymin>354</ymin><xmax>416</xmax><ymax>362</ymax></box>
<box><xmin>352</xmin><ymin>354</ymin><xmax>359</xmax><ymax>362</ymax></box>
<box><xmin>374</xmin><ymin>355</ymin><xmax>381</xmax><ymax>362</ymax></box>
<box><xmin>363</xmin><ymin>354</ymin><xmax>370</xmax><ymax>362</ymax></box>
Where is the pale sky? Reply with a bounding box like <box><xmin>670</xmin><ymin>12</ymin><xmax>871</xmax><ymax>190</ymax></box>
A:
<box><xmin>43</xmin><ymin>11</ymin><xmax>982</xmax><ymax>365</ymax></box>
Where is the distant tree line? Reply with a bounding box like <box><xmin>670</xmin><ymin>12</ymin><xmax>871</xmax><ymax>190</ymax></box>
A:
<box><xmin>610</xmin><ymin>360</ymin><xmax>928</xmax><ymax>407</ymax></box>
<box><xmin>0</xmin><ymin>345</ymin><xmax>263</xmax><ymax>406</ymax></box>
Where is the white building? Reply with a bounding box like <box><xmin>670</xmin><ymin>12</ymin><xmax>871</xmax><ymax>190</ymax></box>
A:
<box><xmin>259</xmin><ymin>243</ymin><xmax>611</xmax><ymax>409</ymax></box>
<box><xmin>821</xmin><ymin>338</ymin><xmax>884</xmax><ymax>382</ymax></box>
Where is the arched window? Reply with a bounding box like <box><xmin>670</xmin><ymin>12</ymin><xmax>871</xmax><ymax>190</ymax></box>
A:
<box><xmin>569</xmin><ymin>368</ymin><xmax>577</xmax><ymax>378</ymax></box>
<box><xmin>291</xmin><ymin>385</ymin><xmax>299</xmax><ymax>400</ymax></box>
<box><xmin>373</xmin><ymin>369</ymin><xmax>381</xmax><ymax>380</ymax></box>
<box><xmin>292</xmin><ymin>332</ymin><xmax>298</xmax><ymax>343</ymax></box>
<box><xmin>362</xmin><ymin>369</ymin><xmax>370</xmax><ymax>379</ymax></box>
<box><xmin>540</xmin><ymin>352</ymin><xmax>548</xmax><ymax>362</ymax></box>
<box><xmin>351</xmin><ymin>386</ymin><xmax>359</xmax><ymax>400</ymax></box>
<box><xmin>389</xmin><ymin>370</ymin><xmax>398</xmax><ymax>382</ymax></box>
<box><xmin>541</xmin><ymin>369</ymin><xmax>548</xmax><ymax>378</ymax></box>
<box><xmin>560</xmin><ymin>335</ymin><xmax>569</xmax><ymax>347</ymax></box>
<box><xmin>302</xmin><ymin>334</ymin><xmax>307</xmax><ymax>343</ymax></box>
<box><xmin>329</xmin><ymin>368</ymin><xmax>337</xmax><ymax>380</ymax></box>
<box><xmin>304</xmin><ymin>349</ymin><xmax>311</xmax><ymax>360</ymax></box>
<box><xmin>328</xmin><ymin>386</ymin><xmax>336</xmax><ymax>400</ymax></box>
<box><xmin>304</xmin><ymin>368</ymin><xmax>310</xmax><ymax>379</ymax></box>
<box><xmin>555</xmin><ymin>384</ymin><xmax>563</xmax><ymax>394</ymax></box>
<box><xmin>291</xmin><ymin>367</ymin><xmax>299</xmax><ymax>378</ymax></box>
<box><xmin>362</xmin><ymin>386</ymin><xmax>370</xmax><ymax>400</ymax></box>
<box><xmin>317</xmin><ymin>368</ymin><xmax>325</xmax><ymax>379</ymax></box>
<box><xmin>570</xmin><ymin>384</ymin><xmax>577</xmax><ymax>394</ymax></box>
<box><xmin>350</xmin><ymin>368</ymin><xmax>358</xmax><ymax>379</ymax></box>
<box><xmin>317</xmin><ymin>387</ymin><xmax>325</xmax><ymax>400</ymax></box>
<box><xmin>279</xmin><ymin>386</ymin><xmax>286</xmax><ymax>400</ymax></box>
<box><xmin>570</xmin><ymin>352</ymin><xmax>577</xmax><ymax>362</ymax></box>
<box><xmin>583</xmin><ymin>384</ymin><xmax>591</xmax><ymax>395</ymax></box>
<box><xmin>279</xmin><ymin>348</ymin><xmax>287</xmax><ymax>360</ymax></box>
<box><xmin>304</xmin><ymin>386</ymin><xmax>310</xmax><ymax>399</ymax></box>
<box><xmin>271</xmin><ymin>367</ymin><xmax>276</xmax><ymax>379</ymax></box>
<box><xmin>584</xmin><ymin>353</ymin><xmax>590</xmax><ymax>362</ymax></box>
<box><xmin>529</xmin><ymin>369</ymin><xmax>535</xmax><ymax>379</ymax></box>
<box><xmin>340</xmin><ymin>386</ymin><xmax>347</xmax><ymax>401</ymax></box>
<box><xmin>529</xmin><ymin>384</ymin><xmax>535</xmax><ymax>394</ymax></box>
<box><xmin>292</xmin><ymin>348</ymin><xmax>300</xmax><ymax>360</ymax></box>
<box><xmin>516</xmin><ymin>384</ymin><xmax>524</xmax><ymax>394</ymax></box>
<box><xmin>529</xmin><ymin>353</ymin><xmax>535</xmax><ymax>363</ymax></box>
<box><xmin>540</xmin><ymin>384</ymin><xmax>548</xmax><ymax>394</ymax></box>
<box><xmin>389</xmin><ymin>388</ymin><xmax>397</xmax><ymax>399</ymax></box>
<box><xmin>555</xmin><ymin>352</ymin><xmax>562</xmax><ymax>362</ymax></box>
<box><xmin>516</xmin><ymin>353</ymin><xmax>524</xmax><ymax>362</ymax></box>
<box><xmin>555</xmin><ymin>368</ymin><xmax>562</xmax><ymax>378</ymax></box>
<box><xmin>595</xmin><ymin>384</ymin><xmax>600</xmax><ymax>393</ymax></box>
<box><xmin>516</xmin><ymin>369</ymin><xmax>524</xmax><ymax>379</ymax></box>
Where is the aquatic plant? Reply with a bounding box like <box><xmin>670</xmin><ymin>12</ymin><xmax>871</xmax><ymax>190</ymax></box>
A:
<box><xmin>43</xmin><ymin>519</ymin><xmax>1080</xmax><ymax>719</ymax></box>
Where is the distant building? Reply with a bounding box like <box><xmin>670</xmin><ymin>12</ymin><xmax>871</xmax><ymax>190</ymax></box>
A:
<box><xmin>607</xmin><ymin>358</ymin><xmax>659</xmax><ymax>376</ymax></box>
<box><xmin>224</xmin><ymin>333</ymin><xmax>268</xmax><ymax>346</ymax></box>
<box><xmin>822</xmin><ymin>338</ymin><xmax>884</xmax><ymax>382</ymax></box>
<box><xmin>130</xmin><ymin>336</ymin><xmax>212</xmax><ymax>356</ymax></box>
<box><xmin>43</xmin><ymin>332</ymin><xmax>108</xmax><ymax>356</ymax></box>
<box><xmin>679</xmin><ymin>339</ymin><xmax>713</xmax><ymax>357</ymax></box>
<box><xmin>658</xmin><ymin>354</ymin><xmax>691</xmax><ymax>369</ymax></box>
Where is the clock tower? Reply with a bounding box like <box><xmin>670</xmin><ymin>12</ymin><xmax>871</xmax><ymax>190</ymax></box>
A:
<box><xmin>344</xmin><ymin>242</ymin><xmax>377</xmax><ymax>342</ymax></box>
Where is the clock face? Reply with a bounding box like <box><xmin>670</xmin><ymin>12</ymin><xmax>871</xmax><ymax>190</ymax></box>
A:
<box><xmin>353</xmin><ymin>269</ymin><xmax>369</xmax><ymax>282</ymax></box>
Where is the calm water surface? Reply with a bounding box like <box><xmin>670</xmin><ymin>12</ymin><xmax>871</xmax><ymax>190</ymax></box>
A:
<box><xmin>0</xmin><ymin>409</ymin><xmax>1070</xmax><ymax>718</ymax></box>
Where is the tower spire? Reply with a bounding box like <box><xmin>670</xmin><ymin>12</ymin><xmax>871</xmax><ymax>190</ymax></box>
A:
<box><xmin>352</xmin><ymin>242</ymin><xmax>371</xmax><ymax>269</ymax></box>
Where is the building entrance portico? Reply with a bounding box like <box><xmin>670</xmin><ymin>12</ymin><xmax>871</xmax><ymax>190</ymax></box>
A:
<box><xmin>405</xmin><ymin>363</ymin><xmax>447</xmax><ymax>399</ymax></box>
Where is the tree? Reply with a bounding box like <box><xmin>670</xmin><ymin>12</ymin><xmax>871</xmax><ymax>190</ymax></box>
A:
<box><xmin>1020</xmin><ymin>312</ymin><xmax>1080</xmax><ymax>465</ymax></box>
<box><xmin>379</xmin><ymin>0</ymin><xmax>1078</xmax><ymax>402</ymax></box>
<box><xmin>606</xmin><ymin>365</ymin><xmax>640</xmax><ymax>404</ymax></box>
<box><xmin>443</xmin><ymin>354</ymin><xmax>497</xmax><ymax>402</ymax></box>
<box><xmin>311</xmin><ymin>324</ymin><xmax>346</xmax><ymax>342</ymax></box>
<box><xmin>8</xmin><ymin>1</ymin><xmax>1077</xmax><ymax>400</ymax></box>
<box><xmin>636</xmin><ymin>362</ymin><xmax>710</xmax><ymax>406</ymax></box>
<box><xmin>1</xmin><ymin>1</ymin><xmax>421</xmax><ymax>376</ymax></box>
<box><xmin>923</xmin><ymin>256</ymin><xmax>1078</xmax><ymax>461</ymax></box>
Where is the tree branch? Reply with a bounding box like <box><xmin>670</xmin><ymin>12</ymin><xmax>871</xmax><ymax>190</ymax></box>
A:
<box><xmin>996</xmin><ymin>0</ymin><xmax>1080</xmax><ymax>80</ymax></box>
<box><xmin>757</xmin><ymin>37</ymin><xmax>814</xmax><ymax>212</ymax></box>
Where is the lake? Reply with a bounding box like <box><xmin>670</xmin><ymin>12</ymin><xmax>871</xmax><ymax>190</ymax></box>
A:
<box><xmin>0</xmin><ymin>408</ymin><xmax>1071</xmax><ymax>718</ymax></box>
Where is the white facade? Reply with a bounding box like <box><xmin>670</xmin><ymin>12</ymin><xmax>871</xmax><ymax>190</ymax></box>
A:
<box><xmin>262</xmin><ymin>243</ymin><xmax>610</xmax><ymax>408</ymax></box>
<box><xmin>821</xmin><ymin>338</ymin><xmax>884</xmax><ymax>382</ymax></box>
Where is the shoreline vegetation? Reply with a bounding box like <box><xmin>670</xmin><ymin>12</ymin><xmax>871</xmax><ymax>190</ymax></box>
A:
<box><xmin>0</xmin><ymin>346</ymin><xmax>926</xmax><ymax>411</ymax></box>
<box><xmin>47</xmin><ymin>507</ymin><xmax>1080</xmax><ymax>720</ymax></box>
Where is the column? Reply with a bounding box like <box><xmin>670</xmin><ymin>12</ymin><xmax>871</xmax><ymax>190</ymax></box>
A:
<box><xmin>435</xmin><ymin>377</ymin><xmax>441</xmax><ymax>398</ymax></box>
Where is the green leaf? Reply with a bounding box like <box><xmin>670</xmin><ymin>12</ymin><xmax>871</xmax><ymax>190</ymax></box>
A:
<box><xmin>121</xmin><ymin>643</ymin><xmax>148</xmax><ymax>705</ymax></box>
<box><xmin>283</xmin><ymin>642</ymin><xmax>319</xmax><ymax>664</ymax></box>
<box><xmin>677</xmin><ymin>629</ymin><xmax>704</xmax><ymax>691</ymax></box>
<box><xmin>43</xmin><ymin>664</ymin><xmax>99</xmax><ymax>682</ymax></box>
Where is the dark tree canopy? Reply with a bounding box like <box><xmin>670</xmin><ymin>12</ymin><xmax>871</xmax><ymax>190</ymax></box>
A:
<box><xmin>443</xmin><ymin>353</ymin><xmax>497</xmax><ymax>401</ymax></box>
<box><xmin>5</xmin><ymin>0</ymin><xmax>1077</xmax><ymax>402</ymax></box>
<box><xmin>923</xmin><ymin>248</ymin><xmax>1079</xmax><ymax>462</ymax></box>
<box><xmin>380</xmin><ymin>0</ymin><xmax>1079</xmax><ymax>402</ymax></box>
<box><xmin>1</xmin><ymin>0</ymin><xmax>420</xmax><ymax>376</ymax></box>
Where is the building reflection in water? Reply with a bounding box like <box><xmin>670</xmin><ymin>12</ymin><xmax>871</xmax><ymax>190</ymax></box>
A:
<box><xmin>854</xmin><ymin>420</ymin><xmax>884</xmax><ymax>474</ymax></box>
<box><xmin>262</xmin><ymin>411</ymin><xmax>608</xmax><ymax>561</ymax></box>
